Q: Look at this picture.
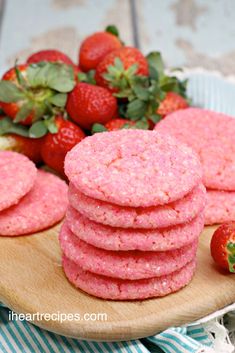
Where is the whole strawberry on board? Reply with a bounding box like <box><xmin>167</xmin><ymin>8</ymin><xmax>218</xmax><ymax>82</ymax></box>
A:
<box><xmin>41</xmin><ymin>116</ymin><xmax>85</xmax><ymax>175</ymax></box>
<box><xmin>66</xmin><ymin>82</ymin><xmax>117</xmax><ymax>130</ymax></box>
<box><xmin>210</xmin><ymin>223</ymin><xmax>235</xmax><ymax>273</ymax></box>
<box><xmin>0</xmin><ymin>62</ymin><xmax>75</xmax><ymax>134</ymax></box>
<box><xmin>79</xmin><ymin>26</ymin><xmax>122</xmax><ymax>72</ymax></box>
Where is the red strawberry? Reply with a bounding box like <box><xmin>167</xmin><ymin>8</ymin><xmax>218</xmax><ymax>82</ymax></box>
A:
<box><xmin>2</xmin><ymin>64</ymin><xmax>27</xmax><ymax>81</ymax></box>
<box><xmin>210</xmin><ymin>222</ymin><xmax>235</xmax><ymax>273</ymax></box>
<box><xmin>41</xmin><ymin>116</ymin><xmax>85</xmax><ymax>175</ymax></box>
<box><xmin>27</xmin><ymin>50</ymin><xmax>81</xmax><ymax>80</ymax></box>
<box><xmin>157</xmin><ymin>92</ymin><xmax>188</xmax><ymax>117</ymax></box>
<box><xmin>105</xmin><ymin>118</ymin><xmax>136</xmax><ymax>131</ymax></box>
<box><xmin>66</xmin><ymin>82</ymin><xmax>117</xmax><ymax>130</ymax></box>
<box><xmin>0</xmin><ymin>132</ymin><xmax>43</xmax><ymax>163</ymax></box>
<box><xmin>27</xmin><ymin>49</ymin><xmax>74</xmax><ymax>65</ymax></box>
<box><xmin>0</xmin><ymin>65</ymin><xmax>34</xmax><ymax>125</ymax></box>
<box><xmin>79</xmin><ymin>32</ymin><xmax>122</xmax><ymax>72</ymax></box>
<box><xmin>95</xmin><ymin>46</ymin><xmax>149</xmax><ymax>91</ymax></box>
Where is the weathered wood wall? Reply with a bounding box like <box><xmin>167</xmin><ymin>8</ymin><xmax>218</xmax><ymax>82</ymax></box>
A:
<box><xmin>0</xmin><ymin>0</ymin><xmax>235</xmax><ymax>75</ymax></box>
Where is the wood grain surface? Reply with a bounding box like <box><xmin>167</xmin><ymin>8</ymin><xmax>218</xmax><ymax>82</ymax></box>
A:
<box><xmin>0</xmin><ymin>224</ymin><xmax>234</xmax><ymax>341</ymax></box>
<box><xmin>1</xmin><ymin>1</ymin><xmax>235</xmax><ymax>75</ymax></box>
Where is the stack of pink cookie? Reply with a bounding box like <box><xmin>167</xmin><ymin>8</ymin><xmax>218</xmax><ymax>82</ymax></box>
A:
<box><xmin>0</xmin><ymin>151</ymin><xmax>68</xmax><ymax>236</ymax></box>
<box><xmin>156</xmin><ymin>108</ymin><xmax>235</xmax><ymax>225</ymax></box>
<box><xmin>61</xmin><ymin>130</ymin><xmax>206</xmax><ymax>300</ymax></box>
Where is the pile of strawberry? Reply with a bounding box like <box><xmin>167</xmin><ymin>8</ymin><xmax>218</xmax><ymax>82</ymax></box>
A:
<box><xmin>0</xmin><ymin>25</ymin><xmax>189</xmax><ymax>175</ymax></box>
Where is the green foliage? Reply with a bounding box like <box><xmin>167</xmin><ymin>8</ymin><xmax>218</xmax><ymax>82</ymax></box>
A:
<box><xmin>91</xmin><ymin>123</ymin><xmax>107</xmax><ymax>134</ymax></box>
<box><xmin>0</xmin><ymin>117</ymin><xmax>29</xmax><ymax>137</ymax></box>
<box><xmin>78</xmin><ymin>70</ymin><xmax>96</xmax><ymax>85</ymax></box>
<box><xmin>105</xmin><ymin>25</ymin><xmax>119</xmax><ymax>37</ymax></box>
<box><xmin>0</xmin><ymin>62</ymin><xmax>75</xmax><ymax>136</ymax></box>
<box><xmin>27</xmin><ymin>62</ymin><xmax>75</xmax><ymax>92</ymax></box>
<box><xmin>29</xmin><ymin>120</ymin><xmax>48</xmax><ymax>138</ymax></box>
<box><xmin>102</xmin><ymin>50</ymin><xmax>188</xmax><ymax>125</ymax></box>
<box><xmin>0</xmin><ymin>81</ymin><xmax>24</xmax><ymax>102</ymax></box>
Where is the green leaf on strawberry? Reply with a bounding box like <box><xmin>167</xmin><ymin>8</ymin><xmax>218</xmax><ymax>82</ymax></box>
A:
<box><xmin>126</xmin><ymin>99</ymin><xmax>147</xmax><ymax>120</ymax></box>
<box><xmin>159</xmin><ymin>75</ymin><xmax>187</xmax><ymax>98</ymax></box>
<box><xmin>0</xmin><ymin>81</ymin><xmax>24</xmax><ymax>102</ymax></box>
<box><xmin>227</xmin><ymin>242</ymin><xmax>235</xmax><ymax>273</ymax></box>
<box><xmin>0</xmin><ymin>117</ymin><xmax>29</xmax><ymax>137</ymax></box>
<box><xmin>47</xmin><ymin>64</ymin><xmax>75</xmax><ymax>92</ymax></box>
<box><xmin>26</xmin><ymin>63</ymin><xmax>51</xmax><ymax>87</ymax></box>
<box><xmin>132</xmin><ymin>84</ymin><xmax>150</xmax><ymax>101</ymax></box>
<box><xmin>27</xmin><ymin>62</ymin><xmax>75</xmax><ymax>93</ymax></box>
<box><xmin>149</xmin><ymin>113</ymin><xmax>162</xmax><ymax>123</ymax></box>
<box><xmin>29</xmin><ymin>120</ymin><xmax>48</xmax><ymax>138</ymax></box>
<box><xmin>146</xmin><ymin>52</ymin><xmax>164</xmax><ymax>80</ymax></box>
<box><xmin>34</xmin><ymin>102</ymin><xmax>48</xmax><ymax>120</ymax></box>
<box><xmin>134</xmin><ymin>118</ymin><xmax>149</xmax><ymax>130</ymax></box>
<box><xmin>15</xmin><ymin>65</ymin><xmax>28</xmax><ymax>89</ymax></box>
<box><xmin>14</xmin><ymin>102</ymin><xmax>34</xmax><ymax>123</ymax></box>
<box><xmin>105</xmin><ymin>25</ymin><xmax>119</xmax><ymax>37</ymax></box>
<box><xmin>44</xmin><ymin>117</ymin><xmax>59</xmax><ymax>134</ymax></box>
<box><xmin>78</xmin><ymin>70</ymin><xmax>96</xmax><ymax>85</ymax></box>
<box><xmin>91</xmin><ymin>123</ymin><xmax>108</xmax><ymax>134</ymax></box>
<box><xmin>48</xmin><ymin>93</ymin><xmax>67</xmax><ymax>107</ymax></box>
<box><xmin>103</xmin><ymin>58</ymin><xmax>138</xmax><ymax>93</ymax></box>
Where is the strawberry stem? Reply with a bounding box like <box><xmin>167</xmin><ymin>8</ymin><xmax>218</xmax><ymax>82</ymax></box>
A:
<box><xmin>227</xmin><ymin>242</ymin><xmax>235</xmax><ymax>273</ymax></box>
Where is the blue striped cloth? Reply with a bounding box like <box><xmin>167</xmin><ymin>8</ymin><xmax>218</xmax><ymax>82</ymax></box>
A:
<box><xmin>0</xmin><ymin>304</ymin><xmax>215</xmax><ymax>353</ymax></box>
<box><xmin>146</xmin><ymin>327</ymin><xmax>213</xmax><ymax>353</ymax></box>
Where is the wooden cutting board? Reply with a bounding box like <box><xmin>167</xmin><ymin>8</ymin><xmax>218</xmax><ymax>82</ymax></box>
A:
<box><xmin>0</xmin><ymin>224</ymin><xmax>234</xmax><ymax>341</ymax></box>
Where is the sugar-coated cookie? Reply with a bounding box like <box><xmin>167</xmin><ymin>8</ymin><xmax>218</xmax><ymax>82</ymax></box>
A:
<box><xmin>0</xmin><ymin>170</ymin><xmax>68</xmax><ymax>236</ymax></box>
<box><xmin>62</xmin><ymin>255</ymin><xmax>196</xmax><ymax>300</ymax></box>
<box><xmin>0</xmin><ymin>151</ymin><xmax>37</xmax><ymax>211</ymax></box>
<box><xmin>66</xmin><ymin>206</ymin><xmax>204</xmax><ymax>251</ymax></box>
<box><xmin>59</xmin><ymin>222</ymin><xmax>197</xmax><ymax>280</ymax></box>
<box><xmin>68</xmin><ymin>183</ymin><xmax>206</xmax><ymax>229</ymax></box>
<box><xmin>156</xmin><ymin>108</ymin><xmax>235</xmax><ymax>191</ymax></box>
<box><xmin>65</xmin><ymin>130</ymin><xmax>202</xmax><ymax>207</ymax></box>
<box><xmin>205</xmin><ymin>190</ymin><xmax>235</xmax><ymax>225</ymax></box>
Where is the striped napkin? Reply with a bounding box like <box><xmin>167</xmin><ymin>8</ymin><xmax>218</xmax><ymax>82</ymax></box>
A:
<box><xmin>1</xmin><ymin>303</ymin><xmax>234</xmax><ymax>353</ymax></box>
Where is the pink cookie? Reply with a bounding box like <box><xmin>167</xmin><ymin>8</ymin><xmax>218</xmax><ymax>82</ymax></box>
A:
<box><xmin>65</xmin><ymin>130</ymin><xmax>202</xmax><ymax>207</ymax></box>
<box><xmin>62</xmin><ymin>255</ymin><xmax>196</xmax><ymax>300</ymax></box>
<box><xmin>205</xmin><ymin>190</ymin><xmax>235</xmax><ymax>225</ymax></box>
<box><xmin>59</xmin><ymin>222</ymin><xmax>198</xmax><ymax>280</ymax></box>
<box><xmin>66</xmin><ymin>206</ymin><xmax>204</xmax><ymax>251</ymax></box>
<box><xmin>0</xmin><ymin>151</ymin><xmax>37</xmax><ymax>211</ymax></box>
<box><xmin>156</xmin><ymin>108</ymin><xmax>235</xmax><ymax>191</ymax></box>
<box><xmin>0</xmin><ymin>170</ymin><xmax>68</xmax><ymax>236</ymax></box>
<box><xmin>68</xmin><ymin>183</ymin><xmax>206</xmax><ymax>229</ymax></box>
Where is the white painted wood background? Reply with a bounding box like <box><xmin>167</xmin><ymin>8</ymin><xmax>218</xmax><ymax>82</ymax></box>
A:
<box><xmin>0</xmin><ymin>0</ymin><xmax>235</xmax><ymax>76</ymax></box>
